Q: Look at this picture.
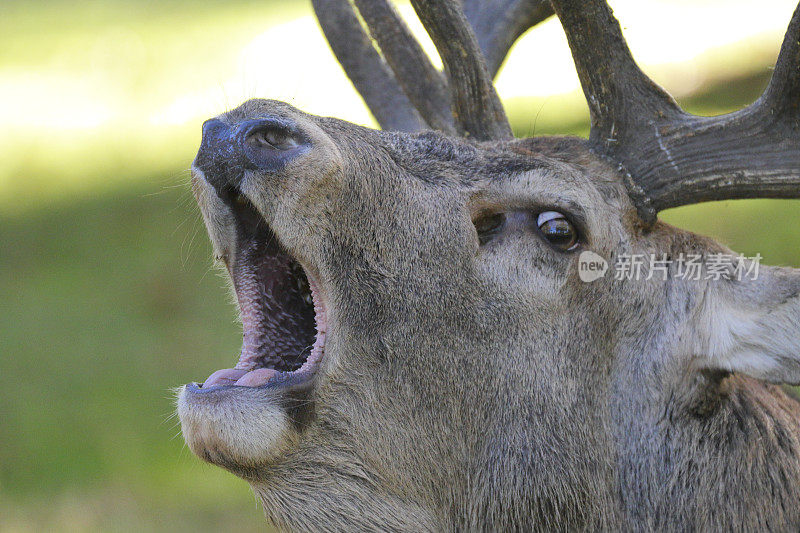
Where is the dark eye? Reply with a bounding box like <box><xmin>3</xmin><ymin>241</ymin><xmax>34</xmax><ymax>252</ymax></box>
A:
<box><xmin>536</xmin><ymin>211</ymin><xmax>578</xmax><ymax>251</ymax></box>
<box><xmin>474</xmin><ymin>213</ymin><xmax>506</xmax><ymax>245</ymax></box>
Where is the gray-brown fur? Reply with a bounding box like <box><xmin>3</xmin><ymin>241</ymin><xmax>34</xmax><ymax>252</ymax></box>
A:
<box><xmin>179</xmin><ymin>99</ymin><xmax>800</xmax><ymax>531</ymax></box>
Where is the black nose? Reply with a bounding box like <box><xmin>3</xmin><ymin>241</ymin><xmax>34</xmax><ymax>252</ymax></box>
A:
<box><xmin>194</xmin><ymin>117</ymin><xmax>310</xmax><ymax>194</ymax></box>
<box><xmin>194</xmin><ymin>118</ymin><xmax>247</xmax><ymax>192</ymax></box>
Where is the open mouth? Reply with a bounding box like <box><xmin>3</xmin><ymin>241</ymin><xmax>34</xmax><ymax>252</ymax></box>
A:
<box><xmin>198</xmin><ymin>188</ymin><xmax>327</xmax><ymax>390</ymax></box>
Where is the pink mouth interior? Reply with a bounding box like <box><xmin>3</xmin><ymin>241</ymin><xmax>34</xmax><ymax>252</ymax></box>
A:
<box><xmin>200</xmin><ymin>195</ymin><xmax>327</xmax><ymax>389</ymax></box>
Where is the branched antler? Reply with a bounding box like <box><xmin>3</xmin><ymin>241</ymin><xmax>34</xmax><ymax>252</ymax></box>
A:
<box><xmin>352</xmin><ymin>0</ymin><xmax>455</xmax><ymax>134</ymax></box>
<box><xmin>314</xmin><ymin>0</ymin><xmax>800</xmax><ymax>225</ymax></box>
<box><xmin>313</xmin><ymin>0</ymin><xmax>550</xmax><ymax>139</ymax></box>
<box><xmin>409</xmin><ymin>0</ymin><xmax>512</xmax><ymax>140</ymax></box>
<box><xmin>551</xmin><ymin>0</ymin><xmax>800</xmax><ymax>224</ymax></box>
<box><xmin>312</xmin><ymin>0</ymin><xmax>424</xmax><ymax>132</ymax></box>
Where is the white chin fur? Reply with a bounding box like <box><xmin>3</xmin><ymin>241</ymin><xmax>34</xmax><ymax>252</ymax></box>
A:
<box><xmin>177</xmin><ymin>385</ymin><xmax>293</xmax><ymax>468</ymax></box>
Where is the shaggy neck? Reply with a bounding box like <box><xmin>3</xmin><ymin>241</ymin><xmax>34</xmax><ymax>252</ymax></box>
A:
<box><xmin>610</xmin><ymin>348</ymin><xmax>800</xmax><ymax>530</ymax></box>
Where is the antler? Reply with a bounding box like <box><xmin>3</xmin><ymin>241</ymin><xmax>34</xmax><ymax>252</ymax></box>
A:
<box><xmin>461</xmin><ymin>0</ymin><xmax>554</xmax><ymax>78</ymax></box>
<box><xmin>315</xmin><ymin>0</ymin><xmax>800</xmax><ymax>225</ymax></box>
<box><xmin>351</xmin><ymin>0</ymin><xmax>455</xmax><ymax>134</ymax></box>
<box><xmin>312</xmin><ymin>0</ymin><xmax>424</xmax><ymax>132</ymax></box>
<box><xmin>551</xmin><ymin>0</ymin><xmax>800</xmax><ymax>224</ymax></box>
<box><xmin>313</xmin><ymin>0</ymin><xmax>552</xmax><ymax>140</ymax></box>
<box><xmin>408</xmin><ymin>0</ymin><xmax>511</xmax><ymax>139</ymax></box>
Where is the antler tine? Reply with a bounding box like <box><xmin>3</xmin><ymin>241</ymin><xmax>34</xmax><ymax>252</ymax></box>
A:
<box><xmin>352</xmin><ymin>0</ymin><xmax>456</xmax><ymax>134</ymax></box>
<box><xmin>409</xmin><ymin>0</ymin><xmax>514</xmax><ymax>140</ymax></box>
<box><xmin>553</xmin><ymin>0</ymin><xmax>800</xmax><ymax>225</ymax></box>
<box><xmin>312</xmin><ymin>0</ymin><xmax>424</xmax><ymax>132</ymax></box>
<box><xmin>549</xmin><ymin>0</ymin><xmax>684</xmax><ymax>151</ymax></box>
<box><xmin>461</xmin><ymin>0</ymin><xmax>554</xmax><ymax>78</ymax></box>
<box><xmin>761</xmin><ymin>2</ymin><xmax>800</xmax><ymax>126</ymax></box>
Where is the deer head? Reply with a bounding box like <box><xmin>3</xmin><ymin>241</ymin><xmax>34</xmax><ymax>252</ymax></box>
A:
<box><xmin>178</xmin><ymin>1</ymin><xmax>800</xmax><ymax>530</ymax></box>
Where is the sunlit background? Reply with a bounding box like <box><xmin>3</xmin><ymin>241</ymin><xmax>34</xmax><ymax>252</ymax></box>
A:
<box><xmin>1</xmin><ymin>0</ymin><xmax>798</xmax><ymax>530</ymax></box>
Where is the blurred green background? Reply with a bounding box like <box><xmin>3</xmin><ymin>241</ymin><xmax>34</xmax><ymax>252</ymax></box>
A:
<box><xmin>1</xmin><ymin>0</ymin><xmax>798</xmax><ymax>530</ymax></box>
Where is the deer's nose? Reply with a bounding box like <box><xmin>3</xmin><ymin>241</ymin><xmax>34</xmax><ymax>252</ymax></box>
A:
<box><xmin>194</xmin><ymin>118</ymin><xmax>248</xmax><ymax>192</ymax></box>
<box><xmin>194</xmin><ymin>117</ymin><xmax>310</xmax><ymax>193</ymax></box>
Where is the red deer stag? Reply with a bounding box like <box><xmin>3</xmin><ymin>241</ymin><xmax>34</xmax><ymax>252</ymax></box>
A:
<box><xmin>178</xmin><ymin>0</ymin><xmax>800</xmax><ymax>530</ymax></box>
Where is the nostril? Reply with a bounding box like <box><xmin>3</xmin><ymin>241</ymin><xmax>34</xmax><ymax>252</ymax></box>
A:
<box><xmin>238</xmin><ymin>118</ymin><xmax>310</xmax><ymax>172</ymax></box>
<box><xmin>245</xmin><ymin>124</ymin><xmax>300</xmax><ymax>151</ymax></box>
<box><xmin>239</xmin><ymin>118</ymin><xmax>302</xmax><ymax>148</ymax></box>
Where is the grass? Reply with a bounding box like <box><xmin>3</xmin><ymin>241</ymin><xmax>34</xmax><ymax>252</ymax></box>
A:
<box><xmin>0</xmin><ymin>182</ymin><xmax>266</xmax><ymax>531</ymax></box>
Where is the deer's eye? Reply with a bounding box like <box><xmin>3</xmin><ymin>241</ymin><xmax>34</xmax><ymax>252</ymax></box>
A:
<box><xmin>474</xmin><ymin>213</ymin><xmax>506</xmax><ymax>245</ymax></box>
<box><xmin>536</xmin><ymin>211</ymin><xmax>578</xmax><ymax>251</ymax></box>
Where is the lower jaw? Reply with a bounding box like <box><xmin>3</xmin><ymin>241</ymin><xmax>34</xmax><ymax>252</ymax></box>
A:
<box><xmin>177</xmin><ymin>380</ymin><xmax>303</xmax><ymax>474</ymax></box>
<box><xmin>185</xmin><ymin>368</ymin><xmax>317</xmax><ymax>394</ymax></box>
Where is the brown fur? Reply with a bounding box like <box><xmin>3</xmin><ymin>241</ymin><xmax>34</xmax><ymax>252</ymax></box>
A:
<box><xmin>179</xmin><ymin>99</ymin><xmax>800</xmax><ymax>532</ymax></box>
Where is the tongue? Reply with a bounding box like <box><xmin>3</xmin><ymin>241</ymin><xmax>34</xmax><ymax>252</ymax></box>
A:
<box><xmin>201</xmin><ymin>367</ymin><xmax>279</xmax><ymax>388</ymax></box>
<box><xmin>235</xmin><ymin>368</ymin><xmax>279</xmax><ymax>386</ymax></box>
<box><xmin>203</xmin><ymin>368</ymin><xmax>248</xmax><ymax>388</ymax></box>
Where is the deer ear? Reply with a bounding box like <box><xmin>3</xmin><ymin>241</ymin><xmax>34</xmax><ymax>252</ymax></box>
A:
<box><xmin>687</xmin><ymin>263</ymin><xmax>800</xmax><ymax>385</ymax></box>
